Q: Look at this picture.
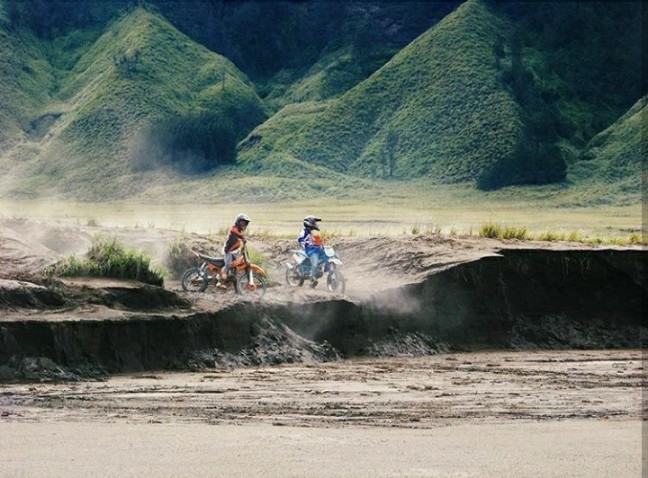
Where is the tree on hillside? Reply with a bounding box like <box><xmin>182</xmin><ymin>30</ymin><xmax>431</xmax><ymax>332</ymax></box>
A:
<box><xmin>385</xmin><ymin>130</ymin><xmax>398</xmax><ymax>178</ymax></box>
<box><xmin>492</xmin><ymin>1</ymin><xmax>643</xmax><ymax>137</ymax></box>
<box><xmin>476</xmin><ymin>137</ymin><xmax>566</xmax><ymax>191</ymax></box>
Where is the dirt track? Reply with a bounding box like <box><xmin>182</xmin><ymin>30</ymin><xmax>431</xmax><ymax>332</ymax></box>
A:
<box><xmin>3</xmin><ymin>350</ymin><xmax>642</xmax><ymax>426</ymax></box>
<box><xmin>0</xmin><ymin>219</ymin><xmax>646</xmax><ymax>477</ymax></box>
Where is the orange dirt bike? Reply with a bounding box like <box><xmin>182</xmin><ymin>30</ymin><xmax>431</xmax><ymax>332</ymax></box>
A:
<box><xmin>181</xmin><ymin>243</ymin><xmax>267</xmax><ymax>299</ymax></box>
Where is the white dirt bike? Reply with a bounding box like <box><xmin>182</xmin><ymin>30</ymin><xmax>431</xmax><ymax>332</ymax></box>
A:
<box><xmin>285</xmin><ymin>245</ymin><xmax>345</xmax><ymax>293</ymax></box>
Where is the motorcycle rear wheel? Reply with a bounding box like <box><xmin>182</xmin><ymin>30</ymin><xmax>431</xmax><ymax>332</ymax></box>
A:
<box><xmin>285</xmin><ymin>267</ymin><xmax>304</xmax><ymax>287</ymax></box>
<box><xmin>181</xmin><ymin>267</ymin><xmax>209</xmax><ymax>292</ymax></box>
<box><xmin>327</xmin><ymin>271</ymin><xmax>346</xmax><ymax>293</ymax></box>
<box><xmin>236</xmin><ymin>272</ymin><xmax>267</xmax><ymax>299</ymax></box>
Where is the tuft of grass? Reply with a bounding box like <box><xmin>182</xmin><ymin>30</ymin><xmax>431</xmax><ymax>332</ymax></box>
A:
<box><xmin>567</xmin><ymin>230</ymin><xmax>582</xmax><ymax>242</ymax></box>
<box><xmin>502</xmin><ymin>226</ymin><xmax>528</xmax><ymax>240</ymax></box>
<box><xmin>536</xmin><ymin>231</ymin><xmax>565</xmax><ymax>242</ymax></box>
<box><xmin>243</xmin><ymin>245</ymin><xmax>272</xmax><ymax>282</ymax></box>
<box><xmin>423</xmin><ymin>225</ymin><xmax>443</xmax><ymax>235</ymax></box>
<box><xmin>478</xmin><ymin>223</ymin><xmax>528</xmax><ymax>240</ymax></box>
<box><xmin>479</xmin><ymin>222</ymin><xmax>500</xmax><ymax>239</ymax></box>
<box><xmin>627</xmin><ymin>233</ymin><xmax>643</xmax><ymax>244</ymax></box>
<box><xmin>582</xmin><ymin>233</ymin><xmax>648</xmax><ymax>247</ymax></box>
<box><xmin>47</xmin><ymin>234</ymin><xmax>164</xmax><ymax>285</ymax></box>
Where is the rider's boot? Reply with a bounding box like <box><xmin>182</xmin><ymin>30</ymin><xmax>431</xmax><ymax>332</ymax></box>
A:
<box><xmin>216</xmin><ymin>271</ymin><xmax>228</xmax><ymax>289</ymax></box>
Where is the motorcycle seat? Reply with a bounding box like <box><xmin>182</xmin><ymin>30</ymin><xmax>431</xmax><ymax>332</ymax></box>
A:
<box><xmin>197</xmin><ymin>253</ymin><xmax>225</xmax><ymax>266</ymax></box>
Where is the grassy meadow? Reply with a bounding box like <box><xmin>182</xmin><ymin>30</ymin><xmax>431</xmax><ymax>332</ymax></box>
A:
<box><xmin>1</xmin><ymin>182</ymin><xmax>643</xmax><ymax>243</ymax></box>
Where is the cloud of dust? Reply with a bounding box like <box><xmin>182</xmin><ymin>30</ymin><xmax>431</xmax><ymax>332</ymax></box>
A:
<box><xmin>129</xmin><ymin>127</ymin><xmax>203</xmax><ymax>175</ymax></box>
<box><xmin>274</xmin><ymin>283</ymin><xmax>429</xmax><ymax>345</ymax></box>
<box><xmin>365</xmin><ymin>285</ymin><xmax>426</xmax><ymax>317</ymax></box>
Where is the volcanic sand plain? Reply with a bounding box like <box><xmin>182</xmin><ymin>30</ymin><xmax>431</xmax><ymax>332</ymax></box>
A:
<box><xmin>0</xmin><ymin>199</ymin><xmax>645</xmax><ymax>477</ymax></box>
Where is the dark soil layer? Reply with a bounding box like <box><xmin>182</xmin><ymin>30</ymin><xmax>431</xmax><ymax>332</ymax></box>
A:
<box><xmin>0</xmin><ymin>249</ymin><xmax>645</xmax><ymax>381</ymax></box>
<box><xmin>288</xmin><ymin>249</ymin><xmax>645</xmax><ymax>355</ymax></box>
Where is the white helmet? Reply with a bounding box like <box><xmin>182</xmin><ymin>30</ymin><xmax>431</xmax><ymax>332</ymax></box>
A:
<box><xmin>235</xmin><ymin>213</ymin><xmax>251</xmax><ymax>230</ymax></box>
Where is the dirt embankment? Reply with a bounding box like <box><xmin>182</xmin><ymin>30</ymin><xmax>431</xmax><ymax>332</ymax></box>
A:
<box><xmin>0</xmin><ymin>219</ymin><xmax>645</xmax><ymax>381</ymax></box>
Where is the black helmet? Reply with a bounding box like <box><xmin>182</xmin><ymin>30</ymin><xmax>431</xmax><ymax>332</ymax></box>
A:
<box><xmin>303</xmin><ymin>215</ymin><xmax>321</xmax><ymax>230</ymax></box>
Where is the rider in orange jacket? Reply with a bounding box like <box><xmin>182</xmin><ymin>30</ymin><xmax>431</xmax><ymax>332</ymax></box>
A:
<box><xmin>217</xmin><ymin>213</ymin><xmax>250</xmax><ymax>288</ymax></box>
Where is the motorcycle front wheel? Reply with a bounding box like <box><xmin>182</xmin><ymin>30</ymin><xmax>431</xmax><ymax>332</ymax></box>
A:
<box><xmin>327</xmin><ymin>270</ymin><xmax>346</xmax><ymax>293</ymax></box>
<box><xmin>236</xmin><ymin>272</ymin><xmax>267</xmax><ymax>299</ymax></box>
<box><xmin>181</xmin><ymin>267</ymin><xmax>209</xmax><ymax>292</ymax></box>
<box><xmin>285</xmin><ymin>266</ymin><xmax>304</xmax><ymax>287</ymax></box>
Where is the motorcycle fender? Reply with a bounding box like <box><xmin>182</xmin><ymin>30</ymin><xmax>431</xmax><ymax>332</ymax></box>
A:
<box><xmin>329</xmin><ymin>258</ymin><xmax>343</xmax><ymax>266</ymax></box>
<box><xmin>285</xmin><ymin>262</ymin><xmax>295</xmax><ymax>270</ymax></box>
<box><xmin>250</xmin><ymin>264</ymin><xmax>266</xmax><ymax>276</ymax></box>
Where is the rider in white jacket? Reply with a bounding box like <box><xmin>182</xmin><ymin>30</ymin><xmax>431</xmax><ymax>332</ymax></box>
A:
<box><xmin>297</xmin><ymin>215</ymin><xmax>323</xmax><ymax>286</ymax></box>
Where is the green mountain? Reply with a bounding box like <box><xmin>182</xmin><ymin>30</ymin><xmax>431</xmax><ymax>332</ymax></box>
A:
<box><xmin>0</xmin><ymin>0</ymin><xmax>643</xmax><ymax>203</ymax></box>
<box><xmin>240</xmin><ymin>0</ymin><xmax>643</xmax><ymax>194</ymax></box>
<box><xmin>241</xmin><ymin>0</ymin><xmax>521</xmax><ymax>183</ymax></box>
<box><xmin>566</xmin><ymin>96</ymin><xmax>647</xmax><ymax>205</ymax></box>
<box><xmin>0</xmin><ymin>6</ymin><xmax>267</xmax><ymax>199</ymax></box>
<box><xmin>0</xmin><ymin>4</ymin><xmax>53</xmax><ymax>155</ymax></box>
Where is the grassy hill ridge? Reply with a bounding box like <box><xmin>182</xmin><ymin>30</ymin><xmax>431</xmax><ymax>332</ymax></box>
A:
<box><xmin>0</xmin><ymin>0</ymin><xmax>643</xmax><ymax>205</ymax></box>
<box><xmin>0</xmin><ymin>7</ymin><xmax>53</xmax><ymax>154</ymax></box>
<box><xmin>241</xmin><ymin>0</ymin><xmax>521</xmax><ymax>183</ymax></box>
<box><xmin>0</xmin><ymin>7</ymin><xmax>267</xmax><ymax>199</ymax></box>
<box><xmin>564</xmin><ymin>96</ymin><xmax>647</xmax><ymax>205</ymax></box>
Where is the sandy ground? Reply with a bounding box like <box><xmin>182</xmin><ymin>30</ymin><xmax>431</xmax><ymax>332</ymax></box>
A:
<box><xmin>1</xmin><ymin>420</ymin><xmax>642</xmax><ymax>478</ymax></box>
<box><xmin>1</xmin><ymin>349</ymin><xmax>644</xmax><ymax>477</ymax></box>
<box><xmin>1</xmin><ymin>219</ymin><xmax>646</xmax><ymax>477</ymax></box>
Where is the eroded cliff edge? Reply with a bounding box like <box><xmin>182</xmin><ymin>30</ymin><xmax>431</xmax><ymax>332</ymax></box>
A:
<box><xmin>1</xmin><ymin>248</ymin><xmax>644</xmax><ymax>381</ymax></box>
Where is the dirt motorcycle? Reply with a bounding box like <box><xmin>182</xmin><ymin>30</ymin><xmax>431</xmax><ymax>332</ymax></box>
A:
<box><xmin>181</xmin><ymin>243</ymin><xmax>267</xmax><ymax>299</ymax></box>
<box><xmin>285</xmin><ymin>244</ymin><xmax>345</xmax><ymax>293</ymax></box>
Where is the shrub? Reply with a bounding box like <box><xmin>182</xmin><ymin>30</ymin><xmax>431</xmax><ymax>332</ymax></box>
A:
<box><xmin>476</xmin><ymin>141</ymin><xmax>566</xmax><ymax>191</ymax></box>
<box><xmin>627</xmin><ymin>233</ymin><xmax>643</xmax><ymax>245</ymax></box>
<box><xmin>567</xmin><ymin>231</ymin><xmax>582</xmax><ymax>242</ymax></box>
<box><xmin>536</xmin><ymin>231</ymin><xmax>565</xmax><ymax>242</ymax></box>
<box><xmin>48</xmin><ymin>234</ymin><xmax>164</xmax><ymax>286</ymax></box>
<box><xmin>479</xmin><ymin>222</ymin><xmax>501</xmax><ymax>239</ymax></box>
<box><xmin>479</xmin><ymin>223</ymin><xmax>528</xmax><ymax>240</ymax></box>
<box><xmin>245</xmin><ymin>246</ymin><xmax>269</xmax><ymax>275</ymax></box>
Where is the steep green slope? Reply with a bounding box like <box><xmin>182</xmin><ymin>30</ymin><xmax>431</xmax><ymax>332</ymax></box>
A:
<box><xmin>261</xmin><ymin>45</ymin><xmax>396</xmax><ymax>110</ymax></box>
<box><xmin>1</xmin><ymin>1</ymin><xmax>643</xmax><ymax>204</ymax></box>
<box><xmin>1</xmin><ymin>7</ymin><xmax>267</xmax><ymax>199</ymax></box>
<box><xmin>238</xmin><ymin>101</ymin><xmax>332</xmax><ymax>176</ymax></box>
<box><xmin>241</xmin><ymin>0</ymin><xmax>521</xmax><ymax>183</ymax></box>
<box><xmin>566</xmin><ymin>96</ymin><xmax>646</xmax><ymax>205</ymax></box>
<box><xmin>0</xmin><ymin>3</ymin><xmax>54</xmax><ymax>154</ymax></box>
